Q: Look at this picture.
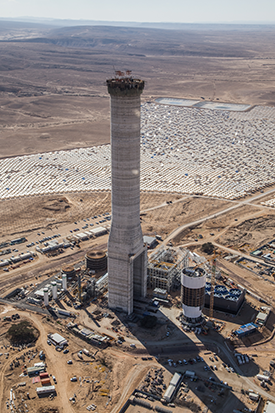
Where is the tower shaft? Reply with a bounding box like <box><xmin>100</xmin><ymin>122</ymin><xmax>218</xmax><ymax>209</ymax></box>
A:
<box><xmin>107</xmin><ymin>77</ymin><xmax>147</xmax><ymax>314</ymax></box>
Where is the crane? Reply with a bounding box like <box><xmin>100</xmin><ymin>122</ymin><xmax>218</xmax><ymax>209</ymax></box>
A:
<box><xmin>209</xmin><ymin>250</ymin><xmax>216</xmax><ymax>321</ymax></box>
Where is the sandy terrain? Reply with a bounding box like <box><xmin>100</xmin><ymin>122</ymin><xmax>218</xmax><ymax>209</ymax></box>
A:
<box><xmin>1</xmin><ymin>24</ymin><xmax>275</xmax><ymax>159</ymax></box>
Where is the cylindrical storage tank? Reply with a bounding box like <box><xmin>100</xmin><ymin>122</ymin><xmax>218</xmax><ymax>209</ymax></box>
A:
<box><xmin>85</xmin><ymin>250</ymin><xmax>107</xmax><ymax>272</ymax></box>
<box><xmin>43</xmin><ymin>288</ymin><xmax>49</xmax><ymax>306</ymax></box>
<box><xmin>181</xmin><ymin>267</ymin><xmax>206</xmax><ymax>322</ymax></box>
<box><xmin>51</xmin><ymin>282</ymin><xmax>57</xmax><ymax>300</ymax></box>
<box><xmin>62</xmin><ymin>274</ymin><xmax>67</xmax><ymax>291</ymax></box>
<box><xmin>61</xmin><ymin>265</ymin><xmax>75</xmax><ymax>279</ymax></box>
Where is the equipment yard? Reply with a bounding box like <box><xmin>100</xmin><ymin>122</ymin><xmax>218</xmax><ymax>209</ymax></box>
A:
<box><xmin>1</xmin><ymin>285</ymin><xmax>275</xmax><ymax>413</ymax></box>
<box><xmin>1</xmin><ymin>190</ymin><xmax>275</xmax><ymax>412</ymax></box>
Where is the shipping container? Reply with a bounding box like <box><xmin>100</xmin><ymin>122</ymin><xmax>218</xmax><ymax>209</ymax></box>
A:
<box><xmin>39</xmin><ymin>372</ymin><xmax>49</xmax><ymax>379</ymax></box>
<box><xmin>41</xmin><ymin>378</ymin><xmax>51</xmax><ymax>386</ymax></box>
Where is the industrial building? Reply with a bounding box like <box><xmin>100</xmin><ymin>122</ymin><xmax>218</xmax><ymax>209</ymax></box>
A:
<box><xmin>107</xmin><ymin>73</ymin><xmax>147</xmax><ymax>314</ymax></box>
<box><xmin>181</xmin><ymin>267</ymin><xmax>206</xmax><ymax>325</ymax></box>
<box><xmin>48</xmin><ymin>333</ymin><xmax>68</xmax><ymax>347</ymax></box>
<box><xmin>148</xmin><ymin>247</ymin><xmax>188</xmax><ymax>292</ymax></box>
<box><xmin>204</xmin><ymin>283</ymin><xmax>245</xmax><ymax>315</ymax></box>
<box><xmin>163</xmin><ymin>372</ymin><xmax>182</xmax><ymax>402</ymax></box>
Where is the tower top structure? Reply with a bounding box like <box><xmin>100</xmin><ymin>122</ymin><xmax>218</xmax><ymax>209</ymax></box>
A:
<box><xmin>106</xmin><ymin>71</ymin><xmax>144</xmax><ymax>97</ymax></box>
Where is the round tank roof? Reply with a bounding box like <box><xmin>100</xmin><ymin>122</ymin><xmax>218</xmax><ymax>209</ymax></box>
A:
<box><xmin>182</xmin><ymin>267</ymin><xmax>206</xmax><ymax>278</ymax></box>
<box><xmin>62</xmin><ymin>265</ymin><xmax>75</xmax><ymax>273</ymax></box>
<box><xmin>86</xmin><ymin>250</ymin><xmax>106</xmax><ymax>260</ymax></box>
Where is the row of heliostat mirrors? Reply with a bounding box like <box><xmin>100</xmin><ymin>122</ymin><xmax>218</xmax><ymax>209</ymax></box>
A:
<box><xmin>0</xmin><ymin>102</ymin><xmax>275</xmax><ymax>201</ymax></box>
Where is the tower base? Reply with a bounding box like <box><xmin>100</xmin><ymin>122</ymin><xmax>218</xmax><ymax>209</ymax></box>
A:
<box><xmin>180</xmin><ymin>313</ymin><xmax>206</xmax><ymax>328</ymax></box>
<box><xmin>108</xmin><ymin>246</ymin><xmax>147</xmax><ymax>315</ymax></box>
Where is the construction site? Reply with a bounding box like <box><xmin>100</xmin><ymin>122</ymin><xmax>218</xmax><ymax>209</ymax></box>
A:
<box><xmin>1</xmin><ymin>45</ymin><xmax>275</xmax><ymax>412</ymax></box>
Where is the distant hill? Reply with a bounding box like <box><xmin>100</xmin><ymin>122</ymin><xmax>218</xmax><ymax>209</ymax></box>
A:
<box><xmin>1</xmin><ymin>23</ymin><xmax>272</xmax><ymax>58</ymax></box>
<box><xmin>1</xmin><ymin>17</ymin><xmax>275</xmax><ymax>30</ymax></box>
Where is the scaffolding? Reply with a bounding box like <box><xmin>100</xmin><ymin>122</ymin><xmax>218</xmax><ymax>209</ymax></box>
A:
<box><xmin>147</xmin><ymin>247</ymin><xmax>189</xmax><ymax>292</ymax></box>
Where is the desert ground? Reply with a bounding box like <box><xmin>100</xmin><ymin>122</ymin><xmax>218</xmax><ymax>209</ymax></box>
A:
<box><xmin>1</xmin><ymin>21</ymin><xmax>275</xmax><ymax>413</ymax></box>
<box><xmin>1</xmin><ymin>23</ymin><xmax>275</xmax><ymax>159</ymax></box>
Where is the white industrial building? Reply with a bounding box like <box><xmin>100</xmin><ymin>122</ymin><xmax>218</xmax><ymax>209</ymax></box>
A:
<box><xmin>264</xmin><ymin>401</ymin><xmax>275</xmax><ymax>413</ymax></box>
<box><xmin>163</xmin><ymin>372</ymin><xmax>182</xmax><ymax>402</ymax></box>
<box><xmin>48</xmin><ymin>333</ymin><xmax>68</xmax><ymax>347</ymax></box>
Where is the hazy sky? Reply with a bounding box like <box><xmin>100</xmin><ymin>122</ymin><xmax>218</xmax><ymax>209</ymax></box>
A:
<box><xmin>1</xmin><ymin>0</ymin><xmax>275</xmax><ymax>23</ymax></box>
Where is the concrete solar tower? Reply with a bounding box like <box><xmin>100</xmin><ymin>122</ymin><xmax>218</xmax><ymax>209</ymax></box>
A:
<box><xmin>106</xmin><ymin>71</ymin><xmax>147</xmax><ymax>314</ymax></box>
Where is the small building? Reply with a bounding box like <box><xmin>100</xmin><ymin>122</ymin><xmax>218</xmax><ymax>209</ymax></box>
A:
<box><xmin>143</xmin><ymin>236</ymin><xmax>158</xmax><ymax>249</ymax></box>
<box><xmin>264</xmin><ymin>401</ymin><xmax>275</xmax><ymax>413</ymax></box>
<box><xmin>75</xmin><ymin>232</ymin><xmax>89</xmax><ymax>241</ymax></box>
<box><xmin>90</xmin><ymin>226</ymin><xmax>107</xmax><ymax>237</ymax></box>
<box><xmin>27</xmin><ymin>365</ymin><xmax>46</xmax><ymax>376</ymax></box>
<box><xmin>256</xmin><ymin>311</ymin><xmax>269</xmax><ymax>326</ymax></box>
<box><xmin>185</xmin><ymin>371</ymin><xmax>196</xmax><ymax>379</ymax></box>
<box><xmin>153</xmin><ymin>288</ymin><xmax>168</xmax><ymax>299</ymax></box>
<box><xmin>249</xmin><ymin>392</ymin><xmax>260</xmax><ymax>402</ymax></box>
<box><xmin>36</xmin><ymin>385</ymin><xmax>56</xmax><ymax>396</ymax></box>
<box><xmin>48</xmin><ymin>333</ymin><xmax>68</xmax><ymax>347</ymax></box>
<box><xmin>234</xmin><ymin>323</ymin><xmax>258</xmax><ymax>338</ymax></box>
<box><xmin>163</xmin><ymin>385</ymin><xmax>175</xmax><ymax>403</ymax></box>
<box><xmin>163</xmin><ymin>372</ymin><xmax>182</xmax><ymax>402</ymax></box>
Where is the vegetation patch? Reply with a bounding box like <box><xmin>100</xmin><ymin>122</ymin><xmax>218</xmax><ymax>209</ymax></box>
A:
<box><xmin>7</xmin><ymin>320</ymin><xmax>39</xmax><ymax>344</ymax></box>
<box><xmin>201</xmin><ymin>242</ymin><xmax>215</xmax><ymax>255</ymax></box>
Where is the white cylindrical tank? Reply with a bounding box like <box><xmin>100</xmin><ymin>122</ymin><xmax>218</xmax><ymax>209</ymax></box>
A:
<box><xmin>51</xmin><ymin>282</ymin><xmax>57</xmax><ymax>300</ymax></box>
<box><xmin>43</xmin><ymin>288</ymin><xmax>49</xmax><ymax>306</ymax></box>
<box><xmin>62</xmin><ymin>274</ymin><xmax>67</xmax><ymax>291</ymax></box>
<box><xmin>181</xmin><ymin>267</ymin><xmax>206</xmax><ymax>321</ymax></box>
